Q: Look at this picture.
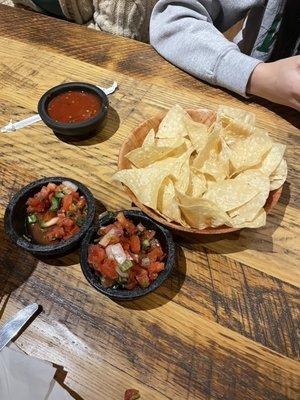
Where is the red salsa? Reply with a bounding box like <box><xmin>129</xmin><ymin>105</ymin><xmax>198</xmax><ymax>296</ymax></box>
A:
<box><xmin>26</xmin><ymin>181</ymin><xmax>87</xmax><ymax>245</ymax></box>
<box><xmin>88</xmin><ymin>212</ymin><xmax>166</xmax><ymax>290</ymax></box>
<box><xmin>47</xmin><ymin>90</ymin><xmax>102</xmax><ymax>124</ymax></box>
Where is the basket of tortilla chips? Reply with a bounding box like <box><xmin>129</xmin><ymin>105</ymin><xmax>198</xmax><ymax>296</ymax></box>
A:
<box><xmin>114</xmin><ymin>105</ymin><xmax>286</xmax><ymax>234</ymax></box>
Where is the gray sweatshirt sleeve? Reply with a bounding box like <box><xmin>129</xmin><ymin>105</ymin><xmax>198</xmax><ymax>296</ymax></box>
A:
<box><xmin>150</xmin><ymin>0</ymin><xmax>263</xmax><ymax>97</ymax></box>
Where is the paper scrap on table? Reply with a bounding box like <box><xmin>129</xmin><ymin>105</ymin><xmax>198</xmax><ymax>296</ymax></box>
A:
<box><xmin>1</xmin><ymin>81</ymin><xmax>118</xmax><ymax>133</ymax></box>
<box><xmin>0</xmin><ymin>343</ymin><xmax>77</xmax><ymax>400</ymax></box>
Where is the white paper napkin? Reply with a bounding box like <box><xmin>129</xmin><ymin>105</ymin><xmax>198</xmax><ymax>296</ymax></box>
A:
<box><xmin>0</xmin><ymin>344</ymin><xmax>76</xmax><ymax>400</ymax></box>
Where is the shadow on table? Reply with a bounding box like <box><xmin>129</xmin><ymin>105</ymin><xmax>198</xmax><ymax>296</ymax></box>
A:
<box><xmin>117</xmin><ymin>245</ymin><xmax>187</xmax><ymax>311</ymax></box>
<box><xmin>180</xmin><ymin>181</ymin><xmax>290</xmax><ymax>255</ymax></box>
<box><xmin>0</xmin><ymin>218</ymin><xmax>37</xmax><ymax>319</ymax></box>
<box><xmin>37</xmin><ymin>198</ymin><xmax>107</xmax><ymax>267</ymax></box>
<box><xmin>252</xmin><ymin>97</ymin><xmax>300</xmax><ymax>130</ymax></box>
<box><xmin>217</xmin><ymin>85</ymin><xmax>299</xmax><ymax>130</ymax></box>
<box><xmin>54</xmin><ymin>364</ymin><xmax>85</xmax><ymax>400</ymax></box>
<box><xmin>54</xmin><ymin>106</ymin><xmax>120</xmax><ymax>146</ymax></box>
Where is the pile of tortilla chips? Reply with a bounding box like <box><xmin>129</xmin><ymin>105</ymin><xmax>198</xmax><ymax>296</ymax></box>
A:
<box><xmin>114</xmin><ymin>105</ymin><xmax>287</xmax><ymax>230</ymax></box>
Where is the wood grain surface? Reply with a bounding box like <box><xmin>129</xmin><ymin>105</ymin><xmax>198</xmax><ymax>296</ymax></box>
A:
<box><xmin>0</xmin><ymin>5</ymin><xmax>299</xmax><ymax>400</ymax></box>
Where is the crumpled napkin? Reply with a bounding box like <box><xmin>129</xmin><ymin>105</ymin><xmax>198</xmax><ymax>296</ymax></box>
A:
<box><xmin>0</xmin><ymin>344</ymin><xmax>75</xmax><ymax>400</ymax></box>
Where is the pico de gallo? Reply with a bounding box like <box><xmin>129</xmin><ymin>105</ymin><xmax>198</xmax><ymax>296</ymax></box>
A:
<box><xmin>88</xmin><ymin>212</ymin><xmax>166</xmax><ymax>290</ymax></box>
<box><xmin>124</xmin><ymin>389</ymin><xmax>140</xmax><ymax>400</ymax></box>
<box><xmin>26</xmin><ymin>181</ymin><xmax>87</xmax><ymax>245</ymax></box>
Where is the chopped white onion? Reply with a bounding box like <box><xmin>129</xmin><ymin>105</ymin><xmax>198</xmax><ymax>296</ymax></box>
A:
<box><xmin>62</xmin><ymin>180</ymin><xmax>78</xmax><ymax>192</ymax></box>
<box><xmin>99</xmin><ymin>228</ymin><xmax>116</xmax><ymax>247</ymax></box>
<box><xmin>141</xmin><ymin>257</ymin><xmax>150</xmax><ymax>267</ymax></box>
<box><xmin>41</xmin><ymin>217</ymin><xmax>59</xmax><ymax>228</ymax></box>
<box><xmin>107</xmin><ymin>243</ymin><xmax>127</xmax><ymax>265</ymax></box>
<box><xmin>105</xmin><ymin>245</ymin><xmax>115</xmax><ymax>259</ymax></box>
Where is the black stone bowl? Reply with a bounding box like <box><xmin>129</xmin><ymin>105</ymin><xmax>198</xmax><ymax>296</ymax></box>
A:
<box><xmin>4</xmin><ymin>177</ymin><xmax>96</xmax><ymax>257</ymax></box>
<box><xmin>38</xmin><ymin>82</ymin><xmax>109</xmax><ymax>139</ymax></box>
<box><xmin>80</xmin><ymin>210</ymin><xmax>176</xmax><ymax>300</ymax></box>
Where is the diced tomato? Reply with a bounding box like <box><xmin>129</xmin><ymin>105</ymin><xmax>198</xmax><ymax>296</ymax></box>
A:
<box><xmin>135</xmin><ymin>268</ymin><xmax>150</xmax><ymax>288</ymax></box>
<box><xmin>47</xmin><ymin>182</ymin><xmax>57</xmax><ymax>192</ymax></box>
<box><xmin>45</xmin><ymin>226</ymin><xmax>65</xmax><ymax>241</ymax></box>
<box><xmin>130</xmin><ymin>235</ymin><xmax>140</xmax><ymax>254</ymax></box>
<box><xmin>116</xmin><ymin>212</ymin><xmax>137</xmax><ymax>234</ymax></box>
<box><xmin>76</xmin><ymin>196</ymin><xmax>86</xmax><ymax>209</ymax></box>
<box><xmin>40</xmin><ymin>185</ymin><xmax>50</xmax><ymax>199</ymax></box>
<box><xmin>124</xmin><ymin>389</ymin><xmax>140</xmax><ymax>400</ymax></box>
<box><xmin>147</xmin><ymin>262</ymin><xmax>165</xmax><ymax>275</ymax></box>
<box><xmin>71</xmin><ymin>191</ymin><xmax>80</xmax><ymax>200</ymax></box>
<box><xmin>26</xmin><ymin>197</ymin><xmax>45</xmax><ymax>213</ymax></box>
<box><xmin>130</xmin><ymin>253</ymin><xmax>139</xmax><ymax>263</ymax></box>
<box><xmin>42</xmin><ymin>211</ymin><xmax>57</xmax><ymax>222</ymax></box>
<box><xmin>61</xmin><ymin>194</ymin><xmax>73</xmax><ymax>212</ymax></box>
<box><xmin>124</xmin><ymin>281</ymin><xmax>138</xmax><ymax>290</ymax></box>
<box><xmin>57</xmin><ymin>217</ymin><xmax>75</xmax><ymax>229</ymax></box>
<box><xmin>101</xmin><ymin>277</ymin><xmax>115</xmax><ymax>288</ymax></box>
<box><xmin>147</xmin><ymin>246</ymin><xmax>164</xmax><ymax>263</ymax></box>
<box><xmin>142</xmin><ymin>229</ymin><xmax>155</xmax><ymax>241</ymax></box>
<box><xmin>99</xmin><ymin>222</ymin><xmax>123</xmax><ymax>237</ymax></box>
<box><xmin>63</xmin><ymin>225</ymin><xmax>80</xmax><ymax>239</ymax></box>
<box><xmin>149</xmin><ymin>272</ymin><xmax>158</xmax><ymax>282</ymax></box>
<box><xmin>108</xmin><ymin>235</ymin><xmax>121</xmax><ymax>245</ymax></box>
<box><xmin>88</xmin><ymin>245</ymin><xmax>106</xmax><ymax>268</ymax></box>
<box><xmin>120</xmin><ymin>237</ymin><xmax>130</xmax><ymax>251</ymax></box>
<box><xmin>98</xmin><ymin>258</ymin><xmax>118</xmax><ymax>279</ymax></box>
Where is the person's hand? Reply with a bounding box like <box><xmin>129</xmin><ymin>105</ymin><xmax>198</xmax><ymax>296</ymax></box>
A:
<box><xmin>247</xmin><ymin>56</ymin><xmax>300</xmax><ymax>111</ymax></box>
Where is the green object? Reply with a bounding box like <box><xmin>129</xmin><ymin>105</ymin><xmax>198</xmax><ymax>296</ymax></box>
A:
<box><xmin>55</xmin><ymin>191</ymin><xmax>65</xmax><ymax>199</ymax></box>
<box><xmin>76</xmin><ymin>217</ymin><xmax>85</xmax><ymax>227</ymax></box>
<box><xmin>119</xmin><ymin>260</ymin><xmax>133</xmax><ymax>272</ymax></box>
<box><xmin>50</xmin><ymin>197</ymin><xmax>60</xmax><ymax>211</ymax></box>
<box><xmin>256</xmin><ymin>14</ymin><xmax>282</xmax><ymax>53</ymax></box>
<box><xmin>27</xmin><ymin>214</ymin><xmax>37</xmax><ymax>224</ymax></box>
<box><xmin>31</xmin><ymin>0</ymin><xmax>64</xmax><ymax>18</ymax></box>
<box><xmin>141</xmin><ymin>239</ymin><xmax>150</xmax><ymax>250</ymax></box>
<box><xmin>40</xmin><ymin>217</ymin><xmax>58</xmax><ymax>228</ymax></box>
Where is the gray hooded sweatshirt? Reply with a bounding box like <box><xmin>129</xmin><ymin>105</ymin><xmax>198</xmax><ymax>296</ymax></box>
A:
<box><xmin>150</xmin><ymin>0</ymin><xmax>287</xmax><ymax>97</ymax></box>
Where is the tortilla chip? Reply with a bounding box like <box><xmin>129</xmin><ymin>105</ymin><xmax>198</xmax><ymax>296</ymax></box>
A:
<box><xmin>157</xmin><ymin>178</ymin><xmax>185</xmax><ymax>224</ymax></box>
<box><xmin>199</xmin><ymin>148</ymin><xmax>229</xmax><ymax>181</ymax></box>
<box><xmin>217</xmin><ymin>105</ymin><xmax>256</xmax><ymax>126</ymax></box>
<box><xmin>184</xmin><ymin>117</ymin><xmax>209</xmax><ymax>152</ymax></box>
<box><xmin>177</xmin><ymin>191</ymin><xmax>232</xmax><ymax>229</ymax></box>
<box><xmin>113</xmin><ymin>168</ymin><xmax>167</xmax><ymax>210</ymax></box>
<box><xmin>203</xmin><ymin>172</ymin><xmax>260</xmax><ymax>212</ymax></box>
<box><xmin>256</xmin><ymin>142</ymin><xmax>286</xmax><ymax>176</ymax></box>
<box><xmin>126</xmin><ymin>137</ymin><xmax>184</xmax><ymax>168</ymax></box>
<box><xmin>114</xmin><ymin>151</ymin><xmax>190</xmax><ymax>209</ymax></box>
<box><xmin>231</xmin><ymin>209</ymin><xmax>266</xmax><ymax>229</ymax></box>
<box><xmin>187</xmin><ymin>168</ymin><xmax>207</xmax><ymax>197</ymax></box>
<box><xmin>228</xmin><ymin>170</ymin><xmax>270</xmax><ymax>225</ymax></box>
<box><xmin>193</xmin><ymin>128</ymin><xmax>220</xmax><ymax>169</ymax></box>
<box><xmin>142</xmin><ymin>129</ymin><xmax>156</xmax><ymax>146</ymax></box>
<box><xmin>174</xmin><ymin>149</ymin><xmax>193</xmax><ymax>192</ymax></box>
<box><xmin>156</xmin><ymin>105</ymin><xmax>190</xmax><ymax>139</ymax></box>
<box><xmin>229</xmin><ymin>130</ymin><xmax>273</xmax><ymax>172</ymax></box>
<box><xmin>270</xmin><ymin>159</ymin><xmax>287</xmax><ymax>190</ymax></box>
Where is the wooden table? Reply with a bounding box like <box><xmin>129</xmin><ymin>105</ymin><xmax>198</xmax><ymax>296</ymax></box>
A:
<box><xmin>0</xmin><ymin>5</ymin><xmax>299</xmax><ymax>400</ymax></box>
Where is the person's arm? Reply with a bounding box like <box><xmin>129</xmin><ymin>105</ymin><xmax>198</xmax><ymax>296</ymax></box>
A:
<box><xmin>248</xmin><ymin>56</ymin><xmax>300</xmax><ymax>111</ymax></box>
<box><xmin>150</xmin><ymin>0</ymin><xmax>263</xmax><ymax>97</ymax></box>
<box><xmin>93</xmin><ymin>0</ymin><xmax>157</xmax><ymax>42</ymax></box>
